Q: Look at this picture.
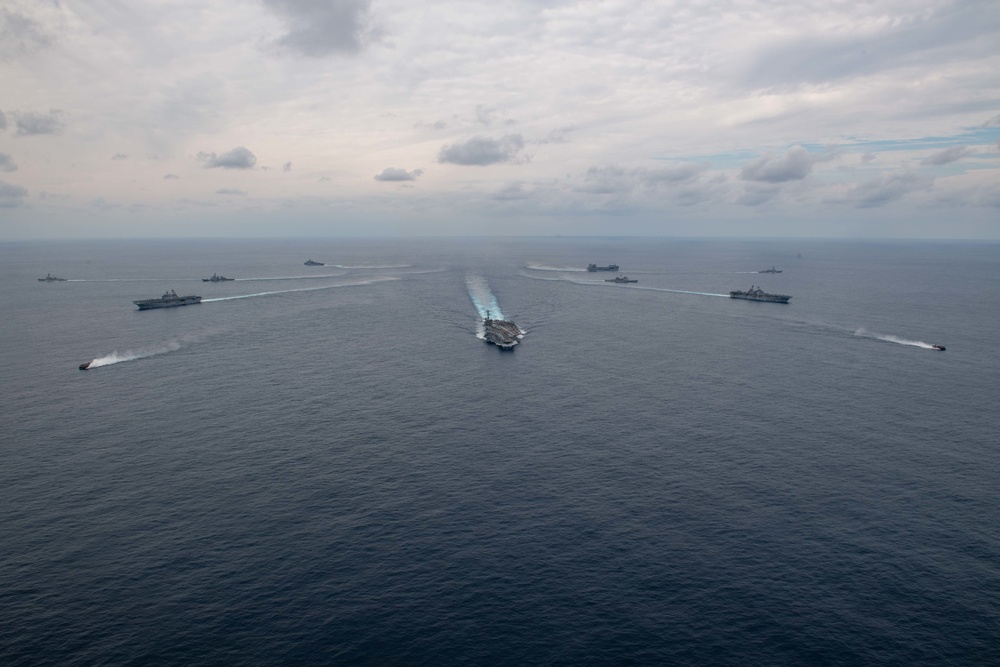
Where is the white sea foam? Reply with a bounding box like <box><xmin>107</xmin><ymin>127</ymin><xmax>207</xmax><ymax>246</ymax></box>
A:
<box><xmin>854</xmin><ymin>328</ymin><xmax>936</xmax><ymax>349</ymax></box>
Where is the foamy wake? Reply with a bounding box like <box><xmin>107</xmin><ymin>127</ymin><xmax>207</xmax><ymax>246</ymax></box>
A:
<box><xmin>525</xmin><ymin>265</ymin><xmax>586</xmax><ymax>272</ymax></box>
<box><xmin>84</xmin><ymin>340</ymin><xmax>183</xmax><ymax>368</ymax></box>
<box><xmin>854</xmin><ymin>328</ymin><xmax>936</xmax><ymax>349</ymax></box>
<box><xmin>202</xmin><ymin>277</ymin><xmax>397</xmax><ymax>302</ymax></box>
<box><xmin>466</xmin><ymin>276</ymin><xmax>504</xmax><ymax>320</ymax></box>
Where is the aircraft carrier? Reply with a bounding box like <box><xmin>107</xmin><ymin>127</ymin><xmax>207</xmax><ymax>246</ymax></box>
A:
<box><xmin>729</xmin><ymin>285</ymin><xmax>791</xmax><ymax>303</ymax></box>
<box><xmin>483</xmin><ymin>311</ymin><xmax>520</xmax><ymax>350</ymax></box>
<box><xmin>133</xmin><ymin>289</ymin><xmax>202</xmax><ymax>310</ymax></box>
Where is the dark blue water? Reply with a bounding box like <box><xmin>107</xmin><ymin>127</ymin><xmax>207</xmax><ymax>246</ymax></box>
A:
<box><xmin>3</xmin><ymin>238</ymin><xmax>998</xmax><ymax>665</ymax></box>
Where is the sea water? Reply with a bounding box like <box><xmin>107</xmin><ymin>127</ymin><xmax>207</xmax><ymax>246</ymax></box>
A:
<box><xmin>2</xmin><ymin>237</ymin><xmax>998</xmax><ymax>664</ymax></box>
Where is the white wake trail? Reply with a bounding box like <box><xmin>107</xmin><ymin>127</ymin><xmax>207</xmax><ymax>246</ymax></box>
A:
<box><xmin>854</xmin><ymin>328</ymin><xmax>936</xmax><ymax>349</ymax></box>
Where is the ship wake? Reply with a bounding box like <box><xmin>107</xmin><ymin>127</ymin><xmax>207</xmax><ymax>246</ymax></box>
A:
<box><xmin>854</xmin><ymin>328</ymin><xmax>937</xmax><ymax>349</ymax></box>
<box><xmin>202</xmin><ymin>277</ymin><xmax>397</xmax><ymax>302</ymax></box>
<box><xmin>466</xmin><ymin>276</ymin><xmax>505</xmax><ymax>321</ymax></box>
<box><xmin>82</xmin><ymin>340</ymin><xmax>184</xmax><ymax>369</ymax></box>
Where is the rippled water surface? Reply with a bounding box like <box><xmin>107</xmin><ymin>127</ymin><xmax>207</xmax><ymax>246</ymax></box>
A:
<box><xmin>3</xmin><ymin>238</ymin><xmax>998</xmax><ymax>665</ymax></box>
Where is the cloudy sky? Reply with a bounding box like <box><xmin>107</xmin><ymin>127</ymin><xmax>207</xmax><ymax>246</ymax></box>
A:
<box><xmin>1</xmin><ymin>0</ymin><xmax>998</xmax><ymax>239</ymax></box>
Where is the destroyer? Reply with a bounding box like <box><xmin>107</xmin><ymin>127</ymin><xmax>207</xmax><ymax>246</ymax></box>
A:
<box><xmin>133</xmin><ymin>289</ymin><xmax>202</xmax><ymax>310</ymax></box>
<box><xmin>304</xmin><ymin>259</ymin><xmax>324</xmax><ymax>266</ymax></box>
<box><xmin>587</xmin><ymin>263</ymin><xmax>620</xmax><ymax>272</ymax></box>
<box><xmin>759</xmin><ymin>266</ymin><xmax>782</xmax><ymax>273</ymax></box>
<box><xmin>483</xmin><ymin>310</ymin><xmax>521</xmax><ymax>350</ymax></box>
<box><xmin>605</xmin><ymin>275</ymin><xmax>637</xmax><ymax>283</ymax></box>
<box><xmin>38</xmin><ymin>273</ymin><xmax>67</xmax><ymax>282</ymax></box>
<box><xmin>729</xmin><ymin>285</ymin><xmax>791</xmax><ymax>303</ymax></box>
<box><xmin>202</xmin><ymin>273</ymin><xmax>234</xmax><ymax>282</ymax></box>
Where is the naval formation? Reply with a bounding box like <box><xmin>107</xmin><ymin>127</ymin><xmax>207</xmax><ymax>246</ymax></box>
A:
<box><xmin>42</xmin><ymin>258</ymin><xmax>943</xmax><ymax>367</ymax></box>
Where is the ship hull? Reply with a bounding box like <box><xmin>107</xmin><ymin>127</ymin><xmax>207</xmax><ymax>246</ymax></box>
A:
<box><xmin>483</xmin><ymin>318</ymin><xmax>521</xmax><ymax>349</ymax></box>
<box><xmin>730</xmin><ymin>293</ymin><xmax>790</xmax><ymax>303</ymax></box>
<box><xmin>134</xmin><ymin>296</ymin><xmax>202</xmax><ymax>310</ymax></box>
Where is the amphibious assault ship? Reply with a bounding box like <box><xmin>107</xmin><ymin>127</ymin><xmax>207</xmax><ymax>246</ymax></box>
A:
<box><xmin>483</xmin><ymin>310</ymin><xmax>520</xmax><ymax>350</ymax></box>
<box><xmin>133</xmin><ymin>289</ymin><xmax>202</xmax><ymax>310</ymax></box>
<box><xmin>587</xmin><ymin>263</ymin><xmax>620</xmax><ymax>272</ymax></box>
<box><xmin>605</xmin><ymin>275</ymin><xmax>637</xmax><ymax>283</ymax></box>
<box><xmin>729</xmin><ymin>285</ymin><xmax>791</xmax><ymax>303</ymax></box>
<box><xmin>202</xmin><ymin>273</ymin><xmax>234</xmax><ymax>282</ymax></box>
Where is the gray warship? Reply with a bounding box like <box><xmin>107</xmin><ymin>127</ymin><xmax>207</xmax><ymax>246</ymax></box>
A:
<box><xmin>759</xmin><ymin>266</ymin><xmax>782</xmax><ymax>273</ymax></box>
<box><xmin>202</xmin><ymin>273</ymin><xmax>234</xmax><ymax>282</ymax></box>
<box><xmin>133</xmin><ymin>289</ymin><xmax>202</xmax><ymax>310</ymax></box>
<box><xmin>587</xmin><ymin>263</ymin><xmax>619</xmax><ymax>272</ymax></box>
<box><xmin>304</xmin><ymin>259</ymin><xmax>324</xmax><ymax>266</ymax></box>
<box><xmin>605</xmin><ymin>275</ymin><xmax>637</xmax><ymax>283</ymax></box>
<box><xmin>483</xmin><ymin>311</ymin><xmax>520</xmax><ymax>350</ymax></box>
<box><xmin>729</xmin><ymin>285</ymin><xmax>791</xmax><ymax>303</ymax></box>
<box><xmin>38</xmin><ymin>273</ymin><xmax>67</xmax><ymax>282</ymax></box>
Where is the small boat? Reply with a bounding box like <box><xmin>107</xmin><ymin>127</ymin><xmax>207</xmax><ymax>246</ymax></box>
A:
<box><xmin>202</xmin><ymin>273</ymin><xmax>234</xmax><ymax>282</ymax></box>
<box><xmin>932</xmin><ymin>344</ymin><xmax>945</xmax><ymax>351</ymax></box>
<box><xmin>38</xmin><ymin>273</ymin><xmax>67</xmax><ymax>282</ymax></box>
<box><xmin>605</xmin><ymin>275</ymin><xmax>637</xmax><ymax>283</ymax></box>
<box><xmin>304</xmin><ymin>259</ymin><xmax>324</xmax><ymax>266</ymax></box>
<box><xmin>79</xmin><ymin>361</ymin><xmax>92</xmax><ymax>370</ymax></box>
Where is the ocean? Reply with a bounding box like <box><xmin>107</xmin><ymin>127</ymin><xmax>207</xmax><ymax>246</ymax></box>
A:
<box><xmin>2</xmin><ymin>237</ymin><xmax>998</xmax><ymax>665</ymax></box>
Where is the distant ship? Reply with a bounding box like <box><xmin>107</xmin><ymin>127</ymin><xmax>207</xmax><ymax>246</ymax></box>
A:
<box><xmin>729</xmin><ymin>285</ymin><xmax>791</xmax><ymax>303</ymax></box>
<box><xmin>133</xmin><ymin>289</ymin><xmax>202</xmax><ymax>310</ymax></box>
<box><xmin>202</xmin><ymin>273</ymin><xmax>234</xmax><ymax>282</ymax></box>
<box><xmin>587</xmin><ymin>263</ymin><xmax>619</xmax><ymax>272</ymax></box>
<box><xmin>38</xmin><ymin>273</ymin><xmax>67</xmax><ymax>282</ymax></box>
<box><xmin>932</xmin><ymin>344</ymin><xmax>946</xmax><ymax>351</ymax></box>
<box><xmin>483</xmin><ymin>310</ymin><xmax>520</xmax><ymax>350</ymax></box>
<box><xmin>759</xmin><ymin>266</ymin><xmax>783</xmax><ymax>273</ymax></box>
<box><xmin>605</xmin><ymin>275</ymin><xmax>637</xmax><ymax>283</ymax></box>
<box><xmin>304</xmin><ymin>259</ymin><xmax>324</xmax><ymax>266</ymax></box>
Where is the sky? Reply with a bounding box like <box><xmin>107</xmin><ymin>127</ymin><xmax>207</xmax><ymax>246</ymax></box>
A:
<box><xmin>1</xmin><ymin>0</ymin><xmax>999</xmax><ymax>239</ymax></box>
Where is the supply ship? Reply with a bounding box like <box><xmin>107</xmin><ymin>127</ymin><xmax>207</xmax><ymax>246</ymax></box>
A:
<box><xmin>605</xmin><ymin>275</ymin><xmax>637</xmax><ymax>283</ymax></box>
<box><xmin>729</xmin><ymin>285</ymin><xmax>791</xmax><ymax>303</ymax></box>
<box><xmin>483</xmin><ymin>311</ymin><xmax>521</xmax><ymax>350</ymax></box>
<box><xmin>133</xmin><ymin>289</ymin><xmax>202</xmax><ymax>310</ymax></box>
<box><xmin>587</xmin><ymin>263</ymin><xmax>620</xmax><ymax>272</ymax></box>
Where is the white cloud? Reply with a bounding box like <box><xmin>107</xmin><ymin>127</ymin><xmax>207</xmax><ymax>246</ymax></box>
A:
<box><xmin>741</xmin><ymin>146</ymin><xmax>823</xmax><ymax>183</ymax></box>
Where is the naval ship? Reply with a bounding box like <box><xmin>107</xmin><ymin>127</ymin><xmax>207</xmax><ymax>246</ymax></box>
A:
<box><xmin>304</xmin><ymin>259</ymin><xmax>324</xmax><ymax>266</ymax></box>
<box><xmin>483</xmin><ymin>311</ymin><xmax>521</xmax><ymax>350</ymax></box>
<box><xmin>605</xmin><ymin>275</ymin><xmax>637</xmax><ymax>283</ymax></box>
<box><xmin>759</xmin><ymin>266</ymin><xmax>783</xmax><ymax>273</ymax></box>
<box><xmin>587</xmin><ymin>263</ymin><xmax>620</xmax><ymax>272</ymax></box>
<box><xmin>38</xmin><ymin>273</ymin><xmax>67</xmax><ymax>282</ymax></box>
<box><xmin>133</xmin><ymin>289</ymin><xmax>202</xmax><ymax>310</ymax></box>
<box><xmin>729</xmin><ymin>285</ymin><xmax>791</xmax><ymax>303</ymax></box>
<box><xmin>202</xmin><ymin>273</ymin><xmax>234</xmax><ymax>282</ymax></box>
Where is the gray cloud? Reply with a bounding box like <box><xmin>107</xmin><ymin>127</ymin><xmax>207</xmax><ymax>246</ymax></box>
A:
<box><xmin>13</xmin><ymin>110</ymin><xmax>64</xmax><ymax>136</ymax></box>
<box><xmin>216</xmin><ymin>188</ymin><xmax>247</xmax><ymax>195</ymax></box>
<box><xmin>846</xmin><ymin>171</ymin><xmax>933</xmax><ymax>208</ymax></box>
<box><xmin>737</xmin><ymin>184</ymin><xmax>780</xmax><ymax>207</ymax></box>
<box><xmin>283</xmin><ymin>161</ymin><xmax>292</xmax><ymax>172</ymax></box>
<box><xmin>198</xmin><ymin>146</ymin><xmax>257</xmax><ymax>169</ymax></box>
<box><xmin>0</xmin><ymin>110</ymin><xmax>6</xmax><ymax>130</ymax></box>
<box><xmin>164</xmin><ymin>174</ymin><xmax>180</xmax><ymax>179</ymax></box>
<box><xmin>743</xmin><ymin>3</ymin><xmax>1000</xmax><ymax>89</ymax></box>
<box><xmin>374</xmin><ymin>167</ymin><xmax>423</xmax><ymax>181</ymax></box>
<box><xmin>983</xmin><ymin>113</ymin><xmax>1000</xmax><ymax>127</ymax></box>
<box><xmin>741</xmin><ymin>146</ymin><xmax>821</xmax><ymax>183</ymax></box>
<box><xmin>861</xmin><ymin>152</ymin><xmax>877</xmax><ymax>164</ymax></box>
<box><xmin>577</xmin><ymin>163</ymin><xmax>707</xmax><ymax>195</ymax></box>
<box><xmin>111</xmin><ymin>153</ymin><xmax>128</xmax><ymax>160</ymax></box>
<box><xmin>0</xmin><ymin>152</ymin><xmax>16</xmax><ymax>172</ymax></box>
<box><xmin>438</xmin><ymin>135</ymin><xmax>525</xmax><ymax>166</ymax></box>
<box><xmin>921</xmin><ymin>145</ymin><xmax>972</xmax><ymax>165</ymax></box>
<box><xmin>0</xmin><ymin>8</ymin><xmax>51</xmax><ymax>61</ymax></box>
<box><xmin>0</xmin><ymin>179</ymin><xmax>28</xmax><ymax>207</ymax></box>
<box><xmin>263</xmin><ymin>0</ymin><xmax>380</xmax><ymax>57</ymax></box>
<box><xmin>493</xmin><ymin>182</ymin><xmax>531</xmax><ymax>201</ymax></box>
